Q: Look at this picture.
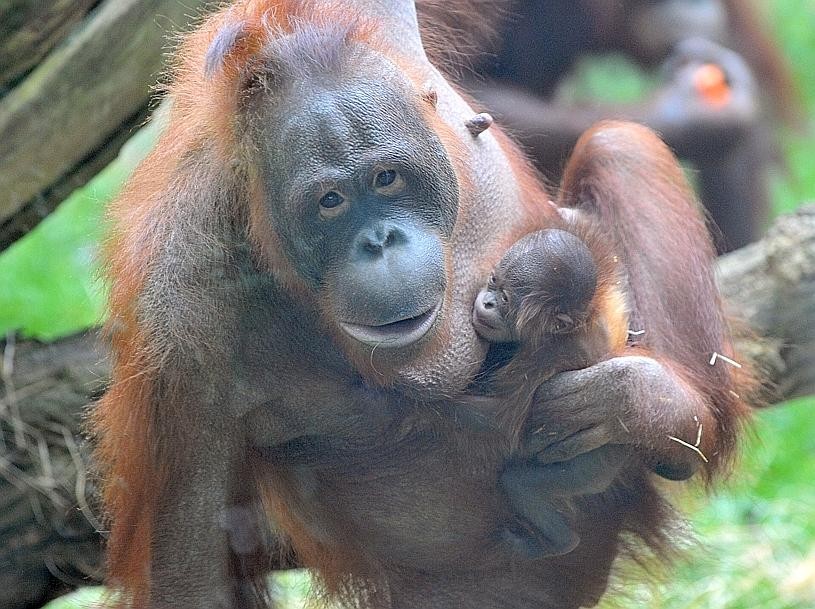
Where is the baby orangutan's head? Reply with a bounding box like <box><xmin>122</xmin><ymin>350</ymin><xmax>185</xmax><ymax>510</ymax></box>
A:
<box><xmin>473</xmin><ymin>229</ymin><xmax>598</xmax><ymax>344</ymax></box>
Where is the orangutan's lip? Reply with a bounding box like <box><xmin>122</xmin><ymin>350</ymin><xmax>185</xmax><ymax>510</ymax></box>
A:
<box><xmin>472</xmin><ymin>315</ymin><xmax>499</xmax><ymax>333</ymax></box>
<box><xmin>340</xmin><ymin>301</ymin><xmax>442</xmax><ymax>349</ymax></box>
<box><xmin>472</xmin><ymin>312</ymin><xmax>507</xmax><ymax>343</ymax></box>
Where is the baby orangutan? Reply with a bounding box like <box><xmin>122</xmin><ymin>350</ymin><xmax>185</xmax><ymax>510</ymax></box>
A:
<box><xmin>473</xmin><ymin>222</ymin><xmax>631</xmax><ymax>556</ymax></box>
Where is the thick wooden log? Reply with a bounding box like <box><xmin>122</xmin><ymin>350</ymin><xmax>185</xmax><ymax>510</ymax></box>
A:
<box><xmin>0</xmin><ymin>0</ymin><xmax>97</xmax><ymax>92</ymax></box>
<box><xmin>0</xmin><ymin>0</ymin><xmax>213</xmax><ymax>252</ymax></box>
<box><xmin>0</xmin><ymin>207</ymin><xmax>813</xmax><ymax>608</ymax></box>
<box><xmin>0</xmin><ymin>106</ymin><xmax>152</xmax><ymax>253</ymax></box>
<box><xmin>718</xmin><ymin>205</ymin><xmax>815</xmax><ymax>401</ymax></box>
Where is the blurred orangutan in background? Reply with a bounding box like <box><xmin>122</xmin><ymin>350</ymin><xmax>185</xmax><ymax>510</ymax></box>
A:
<box><xmin>418</xmin><ymin>0</ymin><xmax>798</xmax><ymax>251</ymax></box>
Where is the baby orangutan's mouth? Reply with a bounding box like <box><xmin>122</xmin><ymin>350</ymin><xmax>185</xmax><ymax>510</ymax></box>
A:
<box><xmin>341</xmin><ymin>301</ymin><xmax>441</xmax><ymax>348</ymax></box>
<box><xmin>472</xmin><ymin>312</ymin><xmax>506</xmax><ymax>343</ymax></box>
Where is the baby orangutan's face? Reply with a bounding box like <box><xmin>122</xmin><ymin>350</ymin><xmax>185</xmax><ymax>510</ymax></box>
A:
<box><xmin>472</xmin><ymin>268</ymin><xmax>517</xmax><ymax>343</ymax></box>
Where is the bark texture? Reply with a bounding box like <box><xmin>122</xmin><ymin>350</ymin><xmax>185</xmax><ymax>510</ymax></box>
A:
<box><xmin>0</xmin><ymin>0</ymin><xmax>214</xmax><ymax>253</ymax></box>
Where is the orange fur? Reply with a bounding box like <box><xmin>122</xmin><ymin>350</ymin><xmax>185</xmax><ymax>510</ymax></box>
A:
<box><xmin>560</xmin><ymin>121</ymin><xmax>755</xmax><ymax>476</ymax></box>
<box><xmin>95</xmin><ymin>2</ymin><xmax>350</xmax><ymax>603</ymax></box>
<box><xmin>94</xmin><ymin>3</ymin><xmax>755</xmax><ymax>608</ymax></box>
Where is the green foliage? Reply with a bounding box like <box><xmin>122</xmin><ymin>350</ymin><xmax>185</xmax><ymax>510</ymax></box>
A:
<box><xmin>768</xmin><ymin>0</ymin><xmax>815</xmax><ymax>108</ymax></box>
<box><xmin>271</xmin><ymin>570</ymin><xmax>315</xmax><ymax>606</ymax></box>
<box><xmin>0</xmin><ymin>181</ymin><xmax>106</xmax><ymax>340</ymax></box>
<box><xmin>771</xmin><ymin>131</ymin><xmax>815</xmax><ymax>216</ymax></box>
<box><xmin>0</xmin><ymin>118</ymin><xmax>158</xmax><ymax>340</ymax></box>
<box><xmin>554</xmin><ymin>55</ymin><xmax>660</xmax><ymax>105</ymax></box>
<box><xmin>765</xmin><ymin>0</ymin><xmax>815</xmax><ymax>215</ymax></box>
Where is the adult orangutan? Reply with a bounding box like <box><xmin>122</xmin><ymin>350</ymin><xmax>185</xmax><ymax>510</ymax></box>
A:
<box><xmin>93</xmin><ymin>1</ymin><xmax>751</xmax><ymax>608</ymax></box>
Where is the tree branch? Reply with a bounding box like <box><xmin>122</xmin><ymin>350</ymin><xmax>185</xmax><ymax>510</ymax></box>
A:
<box><xmin>0</xmin><ymin>0</ymin><xmax>214</xmax><ymax>252</ymax></box>
<box><xmin>718</xmin><ymin>204</ymin><xmax>815</xmax><ymax>401</ymax></box>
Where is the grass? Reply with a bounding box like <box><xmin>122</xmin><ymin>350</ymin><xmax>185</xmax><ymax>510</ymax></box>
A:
<box><xmin>0</xmin><ymin>1</ymin><xmax>812</xmax><ymax>608</ymax></box>
<box><xmin>599</xmin><ymin>398</ymin><xmax>815</xmax><ymax>609</ymax></box>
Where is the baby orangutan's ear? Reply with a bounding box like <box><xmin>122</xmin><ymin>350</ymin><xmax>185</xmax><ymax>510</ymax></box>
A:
<box><xmin>553</xmin><ymin>312</ymin><xmax>578</xmax><ymax>333</ymax></box>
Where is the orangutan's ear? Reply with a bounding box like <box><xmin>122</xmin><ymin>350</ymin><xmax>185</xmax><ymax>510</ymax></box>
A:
<box><xmin>205</xmin><ymin>20</ymin><xmax>252</xmax><ymax>78</ymax></box>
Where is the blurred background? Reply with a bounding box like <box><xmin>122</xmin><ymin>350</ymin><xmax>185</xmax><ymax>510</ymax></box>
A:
<box><xmin>0</xmin><ymin>1</ymin><xmax>813</xmax><ymax>608</ymax></box>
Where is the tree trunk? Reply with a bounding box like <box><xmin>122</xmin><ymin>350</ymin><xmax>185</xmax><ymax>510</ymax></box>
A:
<box><xmin>718</xmin><ymin>204</ymin><xmax>815</xmax><ymax>401</ymax></box>
<box><xmin>0</xmin><ymin>0</ymin><xmax>215</xmax><ymax>253</ymax></box>
<box><xmin>1</xmin><ymin>206</ymin><xmax>813</xmax><ymax>608</ymax></box>
<box><xmin>0</xmin><ymin>0</ymin><xmax>98</xmax><ymax>91</ymax></box>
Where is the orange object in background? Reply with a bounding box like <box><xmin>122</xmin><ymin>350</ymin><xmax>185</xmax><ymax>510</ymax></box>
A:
<box><xmin>693</xmin><ymin>63</ymin><xmax>732</xmax><ymax>108</ymax></box>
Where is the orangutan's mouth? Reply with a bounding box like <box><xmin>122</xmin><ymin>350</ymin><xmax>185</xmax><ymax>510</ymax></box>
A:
<box><xmin>340</xmin><ymin>301</ymin><xmax>442</xmax><ymax>348</ymax></box>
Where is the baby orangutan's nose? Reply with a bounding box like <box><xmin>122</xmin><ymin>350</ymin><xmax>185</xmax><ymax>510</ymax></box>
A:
<box><xmin>480</xmin><ymin>290</ymin><xmax>497</xmax><ymax>309</ymax></box>
<box><xmin>473</xmin><ymin>289</ymin><xmax>513</xmax><ymax>343</ymax></box>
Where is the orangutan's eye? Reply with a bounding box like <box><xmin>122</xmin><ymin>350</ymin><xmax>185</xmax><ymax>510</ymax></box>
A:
<box><xmin>373</xmin><ymin>168</ymin><xmax>405</xmax><ymax>195</ymax></box>
<box><xmin>320</xmin><ymin>191</ymin><xmax>344</xmax><ymax>209</ymax></box>
<box><xmin>375</xmin><ymin>170</ymin><xmax>396</xmax><ymax>187</ymax></box>
<box><xmin>318</xmin><ymin>190</ymin><xmax>349</xmax><ymax>219</ymax></box>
